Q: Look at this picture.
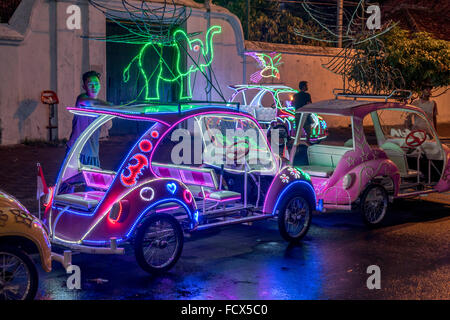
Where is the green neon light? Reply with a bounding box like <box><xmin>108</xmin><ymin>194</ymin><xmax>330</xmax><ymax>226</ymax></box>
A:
<box><xmin>123</xmin><ymin>26</ymin><xmax>222</xmax><ymax>101</ymax></box>
<box><xmin>295</xmin><ymin>167</ymin><xmax>311</xmax><ymax>181</ymax></box>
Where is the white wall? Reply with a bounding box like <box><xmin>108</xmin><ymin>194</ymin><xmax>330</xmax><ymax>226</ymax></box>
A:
<box><xmin>0</xmin><ymin>0</ymin><xmax>448</xmax><ymax>145</ymax></box>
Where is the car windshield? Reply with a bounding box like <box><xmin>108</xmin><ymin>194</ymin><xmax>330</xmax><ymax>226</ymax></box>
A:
<box><xmin>375</xmin><ymin>109</ymin><xmax>436</xmax><ymax>143</ymax></box>
<box><xmin>196</xmin><ymin>114</ymin><xmax>277</xmax><ymax>174</ymax></box>
<box><xmin>276</xmin><ymin>91</ymin><xmax>296</xmax><ymax>110</ymax></box>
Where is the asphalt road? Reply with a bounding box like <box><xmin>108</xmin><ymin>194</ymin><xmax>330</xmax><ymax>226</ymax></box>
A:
<box><xmin>35</xmin><ymin>193</ymin><xmax>449</xmax><ymax>300</ymax></box>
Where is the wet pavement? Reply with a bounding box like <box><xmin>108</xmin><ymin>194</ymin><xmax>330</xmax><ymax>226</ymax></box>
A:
<box><xmin>35</xmin><ymin>194</ymin><xmax>449</xmax><ymax>300</ymax></box>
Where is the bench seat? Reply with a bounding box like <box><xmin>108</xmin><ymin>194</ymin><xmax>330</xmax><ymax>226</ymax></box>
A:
<box><xmin>298</xmin><ymin>144</ymin><xmax>352</xmax><ymax>178</ymax></box>
<box><xmin>54</xmin><ymin>191</ymin><xmax>105</xmax><ymax>210</ymax></box>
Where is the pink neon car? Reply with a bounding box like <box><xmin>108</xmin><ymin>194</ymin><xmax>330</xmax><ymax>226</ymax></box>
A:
<box><xmin>290</xmin><ymin>98</ymin><xmax>450</xmax><ymax>227</ymax></box>
<box><xmin>43</xmin><ymin>103</ymin><xmax>316</xmax><ymax>273</ymax></box>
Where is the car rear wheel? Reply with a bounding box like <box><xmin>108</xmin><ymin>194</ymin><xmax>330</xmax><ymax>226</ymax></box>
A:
<box><xmin>278</xmin><ymin>195</ymin><xmax>312</xmax><ymax>243</ymax></box>
<box><xmin>360</xmin><ymin>184</ymin><xmax>389</xmax><ymax>227</ymax></box>
<box><xmin>0</xmin><ymin>245</ymin><xmax>38</xmax><ymax>300</ymax></box>
<box><xmin>134</xmin><ymin>213</ymin><xmax>184</xmax><ymax>274</ymax></box>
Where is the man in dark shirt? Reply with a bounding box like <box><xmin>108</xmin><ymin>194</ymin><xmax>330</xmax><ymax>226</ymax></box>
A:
<box><xmin>292</xmin><ymin>81</ymin><xmax>312</xmax><ymax>165</ymax></box>
<box><xmin>293</xmin><ymin>81</ymin><xmax>312</xmax><ymax>129</ymax></box>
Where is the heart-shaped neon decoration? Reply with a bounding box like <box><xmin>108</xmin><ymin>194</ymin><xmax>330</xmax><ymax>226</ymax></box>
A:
<box><xmin>140</xmin><ymin>187</ymin><xmax>155</xmax><ymax>201</ymax></box>
<box><xmin>166</xmin><ymin>183</ymin><xmax>177</xmax><ymax>194</ymax></box>
<box><xmin>183</xmin><ymin>189</ymin><xmax>193</xmax><ymax>203</ymax></box>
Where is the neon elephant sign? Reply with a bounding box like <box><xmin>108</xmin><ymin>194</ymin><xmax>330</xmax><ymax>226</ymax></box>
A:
<box><xmin>123</xmin><ymin>26</ymin><xmax>222</xmax><ymax>101</ymax></box>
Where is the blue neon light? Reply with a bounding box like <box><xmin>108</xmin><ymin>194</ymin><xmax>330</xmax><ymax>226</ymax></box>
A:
<box><xmin>125</xmin><ymin>198</ymin><xmax>193</xmax><ymax>239</ymax></box>
<box><xmin>272</xmin><ymin>180</ymin><xmax>317</xmax><ymax>215</ymax></box>
<box><xmin>166</xmin><ymin>182</ymin><xmax>177</xmax><ymax>194</ymax></box>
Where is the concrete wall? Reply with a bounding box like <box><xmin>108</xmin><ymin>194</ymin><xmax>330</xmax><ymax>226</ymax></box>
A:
<box><xmin>0</xmin><ymin>0</ymin><xmax>448</xmax><ymax>145</ymax></box>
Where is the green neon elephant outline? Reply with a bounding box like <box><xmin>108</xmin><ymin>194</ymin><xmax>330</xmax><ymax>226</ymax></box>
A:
<box><xmin>123</xmin><ymin>25</ymin><xmax>222</xmax><ymax>101</ymax></box>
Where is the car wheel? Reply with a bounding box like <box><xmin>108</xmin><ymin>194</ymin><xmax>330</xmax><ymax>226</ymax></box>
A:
<box><xmin>360</xmin><ymin>184</ymin><xmax>389</xmax><ymax>227</ymax></box>
<box><xmin>278</xmin><ymin>195</ymin><xmax>312</xmax><ymax>243</ymax></box>
<box><xmin>0</xmin><ymin>245</ymin><xmax>38</xmax><ymax>300</ymax></box>
<box><xmin>134</xmin><ymin>213</ymin><xmax>184</xmax><ymax>274</ymax></box>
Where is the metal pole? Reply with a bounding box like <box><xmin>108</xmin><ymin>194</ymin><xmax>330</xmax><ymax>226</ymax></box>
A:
<box><xmin>247</xmin><ymin>0</ymin><xmax>250</xmax><ymax>39</ymax></box>
<box><xmin>337</xmin><ymin>0</ymin><xmax>344</xmax><ymax>48</ymax></box>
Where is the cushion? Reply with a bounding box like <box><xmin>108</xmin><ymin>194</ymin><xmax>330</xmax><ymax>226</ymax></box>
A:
<box><xmin>207</xmin><ymin>190</ymin><xmax>241</xmax><ymax>201</ymax></box>
<box><xmin>54</xmin><ymin>191</ymin><xmax>105</xmax><ymax>210</ymax></box>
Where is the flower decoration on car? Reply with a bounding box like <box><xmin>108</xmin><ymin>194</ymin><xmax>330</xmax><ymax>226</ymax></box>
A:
<box><xmin>287</xmin><ymin>167</ymin><xmax>301</xmax><ymax>179</ymax></box>
<box><xmin>10</xmin><ymin>209</ymin><xmax>33</xmax><ymax>228</ymax></box>
<box><xmin>280</xmin><ymin>174</ymin><xmax>290</xmax><ymax>183</ymax></box>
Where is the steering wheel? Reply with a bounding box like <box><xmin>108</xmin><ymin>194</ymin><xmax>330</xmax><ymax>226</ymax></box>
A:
<box><xmin>405</xmin><ymin>130</ymin><xmax>427</xmax><ymax>148</ymax></box>
<box><xmin>225</xmin><ymin>141</ymin><xmax>250</xmax><ymax>162</ymax></box>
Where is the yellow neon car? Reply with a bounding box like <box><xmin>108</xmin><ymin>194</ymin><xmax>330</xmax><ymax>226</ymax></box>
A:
<box><xmin>0</xmin><ymin>189</ymin><xmax>52</xmax><ymax>300</ymax></box>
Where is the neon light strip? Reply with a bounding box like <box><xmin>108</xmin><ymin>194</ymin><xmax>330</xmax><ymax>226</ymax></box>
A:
<box><xmin>67</xmin><ymin>107</ymin><xmax>170</xmax><ymax>126</ymax></box>
<box><xmin>80</xmin><ymin>178</ymin><xmax>196</xmax><ymax>243</ymax></box>
<box><xmin>193</xmin><ymin>114</ymin><xmax>279</xmax><ymax>175</ymax></box>
<box><xmin>269</xmin><ymin>180</ymin><xmax>317</xmax><ymax>215</ymax></box>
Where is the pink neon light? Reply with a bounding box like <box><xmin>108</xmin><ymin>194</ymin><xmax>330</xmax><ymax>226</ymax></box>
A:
<box><xmin>67</xmin><ymin>107</ymin><xmax>170</xmax><ymax>127</ymax></box>
<box><xmin>149</xmin><ymin>111</ymin><xmax>279</xmax><ymax>177</ymax></box>
<box><xmin>139</xmin><ymin>139</ymin><xmax>153</xmax><ymax>153</ymax></box>
<box><xmin>155</xmin><ymin>205</ymin><xmax>180</xmax><ymax>213</ymax></box>
<box><xmin>108</xmin><ymin>201</ymin><xmax>123</xmax><ymax>224</ymax></box>
<box><xmin>183</xmin><ymin>189</ymin><xmax>193</xmax><ymax>203</ymax></box>
<box><xmin>262</xmin><ymin>168</ymin><xmax>281</xmax><ymax>212</ymax></box>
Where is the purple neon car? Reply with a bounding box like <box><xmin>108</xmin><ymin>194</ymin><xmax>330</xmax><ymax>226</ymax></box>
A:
<box><xmin>44</xmin><ymin>102</ymin><xmax>316</xmax><ymax>273</ymax></box>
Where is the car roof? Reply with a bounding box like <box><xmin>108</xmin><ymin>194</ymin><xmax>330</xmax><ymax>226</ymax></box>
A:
<box><xmin>229</xmin><ymin>84</ymin><xmax>297</xmax><ymax>92</ymax></box>
<box><xmin>67</xmin><ymin>102</ymin><xmax>252</xmax><ymax>126</ymax></box>
<box><xmin>298</xmin><ymin>99</ymin><xmax>423</xmax><ymax>117</ymax></box>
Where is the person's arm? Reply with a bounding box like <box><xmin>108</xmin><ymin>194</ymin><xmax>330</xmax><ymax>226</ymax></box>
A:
<box><xmin>76</xmin><ymin>95</ymin><xmax>112</xmax><ymax>107</ymax></box>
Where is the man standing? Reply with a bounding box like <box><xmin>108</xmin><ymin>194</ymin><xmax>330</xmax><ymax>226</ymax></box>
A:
<box><xmin>66</xmin><ymin>71</ymin><xmax>111</xmax><ymax>167</ymax></box>
<box><xmin>291</xmin><ymin>81</ymin><xmax>313</xmax><ymax>165</ymax></box>
<box><xmin>293</xmin><ymin>81</ymin><xmax>312</xmax><ymax>129</ymax></box>
<box><xmin>411</xmin><ymin>84</ymin><xmax>438</xmax><ymax>130</ymax></box>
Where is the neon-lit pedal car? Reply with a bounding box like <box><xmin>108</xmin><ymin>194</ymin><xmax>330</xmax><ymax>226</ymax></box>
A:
<box><xmin>290</xmin><ymin>98</ymin><xmax>450</xmax><ymax>226</ymax></box>
<box><xmin>228</xmin><ymin>84</ymin><xmax>327</xmax><ymax>143</ymax></box>
<box><xmin>44</xmin><ymin>103</ymin><xmax>317</xmax><ymax>274</ymax></box>
<box><xmin>0</xmin><ymin>190</ymin><xmax>51</xmax><ymax>300</ymax></box>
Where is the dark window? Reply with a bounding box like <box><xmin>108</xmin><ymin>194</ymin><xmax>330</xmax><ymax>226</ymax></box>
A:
<box><xmin>0</xmin><ymin>0</ymin><xmax>21</xmax><ymax>23</ymax></box>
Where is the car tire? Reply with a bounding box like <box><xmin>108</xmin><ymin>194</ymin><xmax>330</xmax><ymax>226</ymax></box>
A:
<box><xmin>277</xmin><ymin>194</ymin><xmax>312</xmax><ymax>243</ymax></box>
<box><xmin>359</xmin><ymin>184</ymin><xmax>389</xmax><ymax>228</ymax></box>
<box><xmin>0</xmin><ymin>245</ymin><xmax>39</xmax><ymax>300</ymax></box>
<box><xmin>134</xmin><ymin>213</ymin><xmax>184</xmax><ymax>274</ymax></box>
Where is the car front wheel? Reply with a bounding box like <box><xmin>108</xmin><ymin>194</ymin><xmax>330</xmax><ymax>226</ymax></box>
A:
<box><xmin>278</xmin><ymin>195</ymin><xmax>312</xmax><ymax>243</ymax></box>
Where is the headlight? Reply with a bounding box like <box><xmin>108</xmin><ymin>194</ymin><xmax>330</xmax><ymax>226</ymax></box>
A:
<box><xmin>342</xmin><ymin>173</ymin><xmax>355</xmax><ymax>189</ymax></box>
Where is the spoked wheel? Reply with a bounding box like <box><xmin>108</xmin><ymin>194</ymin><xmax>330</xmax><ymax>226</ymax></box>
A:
<box><xmin>360</xmin><ymin>184</ymin><xmax>389</xmax><ymax>227</ymax></box>
<box><xmin>134</xmin><ymin>213</ymin><xmax>184</xmax><ymax>274</ymax></box>
<box><xmin>278</xmin><ymin>195</ymin><xmax>312</xmax><ymax>243</ymax></box>
<box><xmin>0</xmin><ymin>246</ymin><xmax>38</xmax><ymax>300</ymax></box>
